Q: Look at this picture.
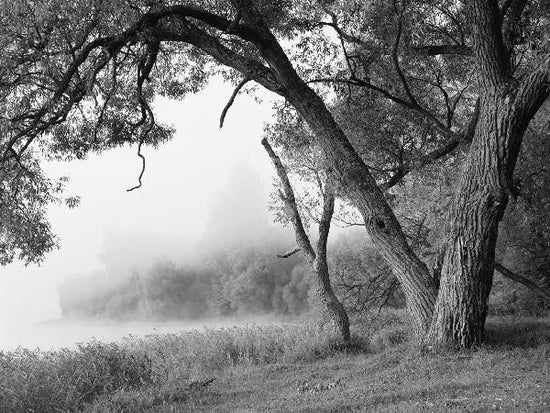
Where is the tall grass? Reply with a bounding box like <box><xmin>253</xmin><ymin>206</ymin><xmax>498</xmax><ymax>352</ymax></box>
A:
<box><xmin>0</xmin><ymin>341</ymin><xmax>152</xmax><ymax>412</ymax></box>
<box><xmin>0</xmin><ymin>323</ymin><xmax>364</xmax><ymax>412</ymax></box>
<box><xmin>131</xmin><ymin>323</ymin><xmax>365</xmax><ymax>378</ymax></box>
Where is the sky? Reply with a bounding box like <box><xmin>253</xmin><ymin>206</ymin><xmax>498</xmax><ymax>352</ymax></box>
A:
<box><xmin>0</xmin><ymin>79</ymin><xmax>286</xmax><ymax>329</ymax></box>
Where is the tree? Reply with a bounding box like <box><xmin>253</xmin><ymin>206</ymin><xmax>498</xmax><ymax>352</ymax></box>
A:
<box><xmin>262</xmin><ymin>136</ymin><xmax>350</xmax><ymax>342</ymax></box>
<box><xmin>1</xmin><ymin>0</ymin><xmax>549</xmax><ymax>348</ymax></box>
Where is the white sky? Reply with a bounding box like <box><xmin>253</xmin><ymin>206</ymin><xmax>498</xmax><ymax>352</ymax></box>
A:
<box><xmin>0</xmin><ymin>79</ymin><xmax>284</xmax><ymax>329</ymax></box>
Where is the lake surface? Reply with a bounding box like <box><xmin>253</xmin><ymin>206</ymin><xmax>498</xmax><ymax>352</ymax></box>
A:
<box><xmin>0</xmin><ymin>318</ymin><xmax>271</xmax><ymax>351</ymax></box>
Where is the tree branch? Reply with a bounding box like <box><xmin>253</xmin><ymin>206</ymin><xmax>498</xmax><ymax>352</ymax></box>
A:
<box><xmin>153</xmin><ymin>21</ymin><xmax>283</xmax><ymax>95</ymax></box>
<box><xmin>392</xmin><ymin>4</ymin><xmax>418</xmax><ymax>107</ymax></box>
<box><xmin>495</xmin><ymin>262</ymin><xmax>550</xmax><ymax>302</ymax></box>
<box><xmin>127</xmin><ymin>139</ymin><xmax>146</xmax><ymax>192</ymax></box>
<box><xmin>410</xmin><ymin>44</ymin><xmax>472</xmax><ymax>56</ymax></box>
<box><xmin>277</xmin><ymin>247</ymin><xmax>301</xmax><ymax>258</ymax></box>
<box><xmin>514</xmin><ymin>57</ymin><xmax>550</xmax><ymax>123</ymax></box>
<box><xmin>219</xmin><ymin>77</ymin><xmax>250</xmax><ymax>128</ymax></box>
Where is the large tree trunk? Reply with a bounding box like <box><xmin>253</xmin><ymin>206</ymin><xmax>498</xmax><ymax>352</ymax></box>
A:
<box><xmin>426</xmin><ymin>0</ymin><xmax>550</xmax><ymax>348</ymax></box>
<box><xmin>428</xmin><ymin>83</ymin><xmax>546</xmax><ymax>347</ymax></box>
<box><xmin>428</xmin><ymin>93</ymin><xmax>511</xmax><ymax>347</ymax></box>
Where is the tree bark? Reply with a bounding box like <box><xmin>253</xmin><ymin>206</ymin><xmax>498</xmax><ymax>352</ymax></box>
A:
<box><xmin>427</xmin><ymin>93</ymin><xmax>511</xmax><ymax>347</ymax></box>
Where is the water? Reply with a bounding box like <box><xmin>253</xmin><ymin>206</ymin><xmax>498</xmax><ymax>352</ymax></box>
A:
<box><xmin>0</xmin><ymin>318</ymin><xmax>266</xmax><ymax>351</ymax></box>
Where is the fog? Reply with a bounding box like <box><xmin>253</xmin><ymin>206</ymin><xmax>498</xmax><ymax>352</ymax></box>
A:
<box><xmin>0</xmin><ymin>79</ymin><xmax>298</xmax><ymax>350</ymax></box>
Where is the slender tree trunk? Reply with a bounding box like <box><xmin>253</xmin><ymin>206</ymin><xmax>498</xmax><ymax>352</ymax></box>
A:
<box><xmin>262</xmin><ymin>138</ymin><xmax>350</xmax><ymax>342</ymax></box>
<box><xmin>314</xmin><ymin>188</ymin><xmax>350</xmax><ymax>342</ymax></box>
<box><xmin>313</xmin><ymin>255</ymin><xmax>351</xmax><ymax>342</ymax></box>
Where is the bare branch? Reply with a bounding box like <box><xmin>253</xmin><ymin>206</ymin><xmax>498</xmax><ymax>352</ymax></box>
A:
<box><xmin>277</xmin><ymin>247</ymin><xmax>301</xmax><ymax>258</ymax></box>
<box><xmin>219</xmin><ymin>77</ymin><xmax>250</xmax><ymax>128</ymax></box>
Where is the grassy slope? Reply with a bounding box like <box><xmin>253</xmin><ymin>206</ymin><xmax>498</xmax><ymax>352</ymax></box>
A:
<box><xmin>180</xmin><ymin>346</ymin><xmax>549</xmax><ymax>412</ymax></box>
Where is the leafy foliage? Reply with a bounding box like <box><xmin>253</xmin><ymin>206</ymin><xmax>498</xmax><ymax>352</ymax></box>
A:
<box><xmin>0</xmin><ymin>154</ymin><xmax>80</xmax><ymax>264</ymax></box>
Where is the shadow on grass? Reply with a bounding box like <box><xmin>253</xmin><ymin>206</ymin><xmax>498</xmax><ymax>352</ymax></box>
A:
<box><xmin>484</xmin><ymin>317</ymin><xmax>550</xmax><ymax>348</ymax></box>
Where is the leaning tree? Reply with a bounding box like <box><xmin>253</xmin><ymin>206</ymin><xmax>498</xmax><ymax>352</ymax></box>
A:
<box><xmin>1</xmin><ymin>0</ymin><xmax>549</xmax><ymax>347</ymax></box>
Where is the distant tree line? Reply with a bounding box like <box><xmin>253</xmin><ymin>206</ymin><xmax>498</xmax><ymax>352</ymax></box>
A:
<box><xmin>57</xmin><ymin>235</ymin><xmax>406</xmax><ymax>322</ymax></box>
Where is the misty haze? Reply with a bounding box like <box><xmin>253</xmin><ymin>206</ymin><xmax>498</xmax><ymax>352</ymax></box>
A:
<box><xmin>1</xmin><ymin>1</ymin><xmax>550</xmax><ymax>412</ymax></box>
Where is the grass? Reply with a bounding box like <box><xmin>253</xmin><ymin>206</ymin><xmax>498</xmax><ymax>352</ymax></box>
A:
<box><xmin>1</xmin><ymin>313</ymin><xmax>549</xmax><ymax>412</ymax></box>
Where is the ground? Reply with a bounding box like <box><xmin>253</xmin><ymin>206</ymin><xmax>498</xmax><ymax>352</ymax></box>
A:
<box><xmin>146</xmin><ymin>319</ymin><xmax>550</xmax><ymax>412</ymax></box>
<box><xmin>176</xmin><ymin>346</ymin><xmax>549</xmax><ymax>412</ymax></box>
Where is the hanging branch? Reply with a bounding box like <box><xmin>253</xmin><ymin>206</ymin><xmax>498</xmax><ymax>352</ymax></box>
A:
<box><xmin>127</xmin><ymin>40</ymin><xmax>159</xmax><ymax>192</ymax></box>
<box><xmin>127</xmin><ymin>138</ymin><xmax>146</xmax><ymax>192</ymax></box>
